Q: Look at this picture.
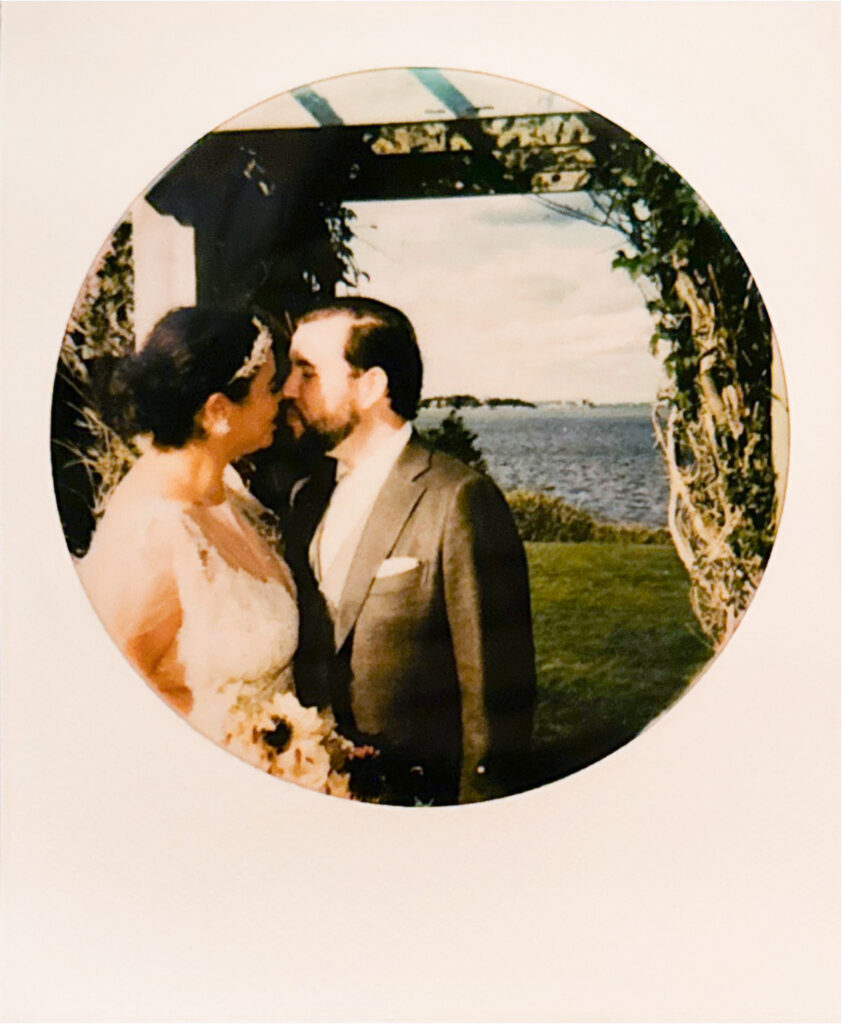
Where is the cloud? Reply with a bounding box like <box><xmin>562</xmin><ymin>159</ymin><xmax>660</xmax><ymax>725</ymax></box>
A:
<box><xmin>345</xmin><ymin>195</ymin><xmax>659</xmax><ymax>402</ymax></box>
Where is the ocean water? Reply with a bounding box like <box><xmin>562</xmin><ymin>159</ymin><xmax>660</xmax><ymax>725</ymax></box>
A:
<box><xmin>416</xmin><ymin>404</ymin><xmax>669</xmax><ymax>527</ymax></box>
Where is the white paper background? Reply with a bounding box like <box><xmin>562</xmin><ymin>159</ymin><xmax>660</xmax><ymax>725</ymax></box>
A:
<box><xmin>1</xmin><ymin>3</ymin><xmax>839</xmax><ymax>1021</ymax></box>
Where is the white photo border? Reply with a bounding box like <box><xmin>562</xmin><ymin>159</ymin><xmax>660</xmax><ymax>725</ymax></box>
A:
<box><xmin>1</xmin><ymin>4</ymin><xmax>839</xmax><ymax>1021</ymax></box>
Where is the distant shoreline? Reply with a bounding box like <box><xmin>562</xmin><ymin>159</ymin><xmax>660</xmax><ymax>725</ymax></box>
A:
<box><xmin>417</xmin><ymin>400</ymin><xmax>653</xmax><ymax>412</ymax></box>
<box><xmin>419</xmin><ymin>395</ymin><xmax>536</xmax><ymax>410</ymax></box>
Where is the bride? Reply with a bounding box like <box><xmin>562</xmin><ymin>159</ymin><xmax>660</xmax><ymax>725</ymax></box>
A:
<box><xmin>76</xmin><ymin>307</ymin><xmax>352</xmax><ymax>795</ymax></box>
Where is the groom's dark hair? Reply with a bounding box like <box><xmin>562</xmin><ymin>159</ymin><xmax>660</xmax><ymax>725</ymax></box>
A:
<box><xmin>296</xmin><ymin>297</ymin><xmax>423</xmax><ymax>420</ymax></box>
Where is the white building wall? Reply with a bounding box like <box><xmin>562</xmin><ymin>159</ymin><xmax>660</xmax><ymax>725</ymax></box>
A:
<box><xmin>131</xmin><ymin>197</ymin><xmax>196</xmax><ymax>347</ymax></box>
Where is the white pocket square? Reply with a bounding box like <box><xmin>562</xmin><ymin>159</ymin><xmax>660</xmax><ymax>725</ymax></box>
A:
<box><xmin>375</xmin><ymin>556</ymin><xmax>420</xmax><ymax>578</ymax></box>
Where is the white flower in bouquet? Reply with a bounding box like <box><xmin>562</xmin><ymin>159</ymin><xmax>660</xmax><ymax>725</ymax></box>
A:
<box><xmin>223</xmin><ymin>690</ymin><xmax>355</xmax><ymax>797</ymax></box>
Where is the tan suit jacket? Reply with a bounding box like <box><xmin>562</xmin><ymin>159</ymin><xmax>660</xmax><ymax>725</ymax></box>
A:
<box><xmin>291</xmin><ymin>436</ymin><xmax>536</xmax><ymax>804</ymax></box>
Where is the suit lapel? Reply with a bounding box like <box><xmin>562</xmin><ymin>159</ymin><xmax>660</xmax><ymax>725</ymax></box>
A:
<box><xmin>333</xmin><ymin>438</ymin><xmax>431</xmax><ymax>651</ymax></box>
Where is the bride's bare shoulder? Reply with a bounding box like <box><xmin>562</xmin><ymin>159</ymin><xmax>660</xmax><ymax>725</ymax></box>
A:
<box><xmin>108</xmin><ymin>453</ymin><xmax>176</xmax><ymax>506</ymax></box>
<box><xmin>94</xmin><ymin>458</ymin><xmax>185</xmax><ymax>541</ymax></box>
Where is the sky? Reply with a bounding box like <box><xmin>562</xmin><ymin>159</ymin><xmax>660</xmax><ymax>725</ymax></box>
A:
<box><xmin>339</xmin><ymin>192</ymin><xmax>663</xmax><ymax>404</ymax></box>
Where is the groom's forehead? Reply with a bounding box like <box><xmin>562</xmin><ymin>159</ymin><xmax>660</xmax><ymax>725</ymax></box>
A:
<box><xmin>290</xmin><ymin>313</ymin><xmax>353</xmax><ymax>365</ymax></box>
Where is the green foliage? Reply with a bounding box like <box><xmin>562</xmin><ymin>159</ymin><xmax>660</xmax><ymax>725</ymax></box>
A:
<box><xmin>417</xmin><ymin>410</ymin><xmax>488</xmax><ymax>474</ymax></box>
<box><xmin>590</xmin><ymin>521</ymin><xmax>670</xmax><ymax>545</ymax></box>
<box><xmin>505</xmin><ymin>490</ymin><xmax>669</xmax><ymax>544</ymax></box>
<box><xmin>505</xmin><ymin>490</ymin><xmax>595</xmax><ymax>542</ymax></box>
<box><xmin>322</xmin><ymin>200</ymin><xmax>365</xmax><ymax>292</ymax></box>
<box><xmin>53</xmin><ymin>219</ymin><xmax>137</xmax><ymax>553</ymax></box>
<box><xmin>57</xmin><ymin>405</ymin><xmax>140</xmax><ymax>521</ymax></box>
<box><xmin>60</xmin><ymin>220</ymin><xmax>135</xmax><ymax>381</ymax></box>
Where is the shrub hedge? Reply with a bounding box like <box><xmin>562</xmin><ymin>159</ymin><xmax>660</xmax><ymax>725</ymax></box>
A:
<box><xmin>504</xmin><ymin>489</ymin><xmax>670</xmax><ymax>545</ymax></box>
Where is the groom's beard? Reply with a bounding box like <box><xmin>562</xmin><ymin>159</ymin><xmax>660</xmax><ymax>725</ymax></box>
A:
<box><xmin>319</xmin><ymin>413</ymin><xmax>359</xmax><ymax>451</ymax></box>
<box><xmin>284</xmin><ymin>413</ymin><xmax>359</xmax><ymax>471</ymax></box>
<box><xmin>299</xmin><ymin>408</ymin><xmax>359</xmax><ymax>453</ymax></box>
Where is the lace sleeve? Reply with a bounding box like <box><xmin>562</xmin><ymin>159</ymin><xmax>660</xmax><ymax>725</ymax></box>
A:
<box><xmin>76</xmin><ymin>498</ymin><xmax>182</xmax><ymax>651</ymax></box>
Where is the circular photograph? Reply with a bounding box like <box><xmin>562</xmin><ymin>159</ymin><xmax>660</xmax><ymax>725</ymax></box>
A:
<box><xmin>50</xmin><ymin>67</ymin><xmax>788</xmax><ymax>806</ymax></box>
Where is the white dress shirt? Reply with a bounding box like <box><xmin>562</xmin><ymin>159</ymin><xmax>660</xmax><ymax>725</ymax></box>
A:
<box><xmin>310</xmin><ymin>421</ymin><xmax>412</xmax><ymax>613</ymax></box>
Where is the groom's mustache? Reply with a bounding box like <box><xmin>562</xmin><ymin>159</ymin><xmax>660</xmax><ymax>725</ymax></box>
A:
<box><xmin>277</xmin><ymin>400</ymin><xmax>333</xmax><ymax>458</ymax></box>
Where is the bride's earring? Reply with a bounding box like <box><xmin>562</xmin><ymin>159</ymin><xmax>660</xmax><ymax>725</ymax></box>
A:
<box><xmin>200</xmin><ymin>393</ymin><xmax>233</xmax><ymax>440</ymax></box>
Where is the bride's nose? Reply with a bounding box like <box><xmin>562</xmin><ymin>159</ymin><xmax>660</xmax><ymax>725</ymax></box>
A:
<box><xmin>280</xmin><ymin>370</ymin><xmax>298</xmax><ymax>399</ymax></box>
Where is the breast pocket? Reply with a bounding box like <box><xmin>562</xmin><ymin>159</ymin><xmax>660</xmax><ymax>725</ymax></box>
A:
<box><xmin>367</xmin><ymin>559</ymin><xmax>426</xmax><ymax>596</ymax></box>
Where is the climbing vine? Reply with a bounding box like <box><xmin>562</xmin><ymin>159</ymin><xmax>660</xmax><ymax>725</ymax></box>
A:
<box><xmin>575</xmin><ymin>127</ymin><xmax>777</xmax><ymax>645</ymax></box>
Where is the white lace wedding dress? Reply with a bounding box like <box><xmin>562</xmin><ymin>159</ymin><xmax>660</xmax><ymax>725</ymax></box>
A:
<box><xmin>76</xmin><ymin>466</ymin><xmax>299</xmax><ymax>744</ymax></box>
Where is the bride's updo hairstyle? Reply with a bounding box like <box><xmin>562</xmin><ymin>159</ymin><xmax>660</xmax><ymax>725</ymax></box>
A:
<box><xmin>101</xmin><ymin>307</ymin><xmax>274</xmax><ymax>449</ymax></box>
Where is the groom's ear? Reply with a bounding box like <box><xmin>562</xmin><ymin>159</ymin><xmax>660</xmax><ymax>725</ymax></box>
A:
<box><xmin>356</xmin><ymin>365</ymin><xmax>389</xmax><ymax>410</ymax></box>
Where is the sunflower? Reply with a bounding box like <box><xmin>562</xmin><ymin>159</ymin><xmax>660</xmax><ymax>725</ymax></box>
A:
<box><xmin>224</xmin><ymin>690</ymin><xmax>354</xmax><ymax>797</ymax></box>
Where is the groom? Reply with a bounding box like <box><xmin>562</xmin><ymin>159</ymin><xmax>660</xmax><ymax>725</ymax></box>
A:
<box><xmin>281</xmin><ymin>297</ymin><xmax>536</xmax><ymax>805</ymax></box>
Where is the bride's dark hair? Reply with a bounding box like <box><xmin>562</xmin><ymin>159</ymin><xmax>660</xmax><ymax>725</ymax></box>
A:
<box><xmin>97</xmin><ymin>307</ymin><xmax>276</xmax><ymax>448</ymax></box>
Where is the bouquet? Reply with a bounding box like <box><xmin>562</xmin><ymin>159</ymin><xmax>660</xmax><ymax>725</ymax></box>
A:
<box><xmin>223</xmin><ymin>690</ymin><xmax>355</xmax><ymax>798</ymax></box>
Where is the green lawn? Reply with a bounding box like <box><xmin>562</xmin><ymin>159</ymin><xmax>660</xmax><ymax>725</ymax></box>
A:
<box><xmin>523</xmin><ymin>541</ymin><xmax>713</xmax><ymax>788</ymax></box>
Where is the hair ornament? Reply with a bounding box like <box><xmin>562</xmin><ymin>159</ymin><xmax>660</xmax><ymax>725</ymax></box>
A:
<box><xmin>228</xmin><ymin>317</ymin><xmax>274</xmax><ymax>384</ymax></box>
